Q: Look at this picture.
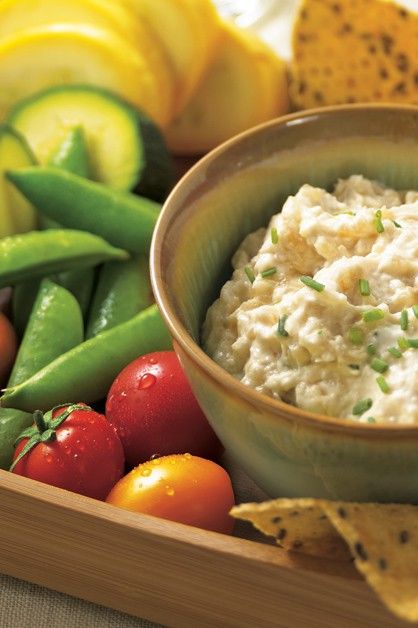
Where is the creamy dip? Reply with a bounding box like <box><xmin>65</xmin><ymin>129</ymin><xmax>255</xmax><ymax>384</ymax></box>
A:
<box><xmin>202</xmin><ymin>175</ymin><xmax>418</xmax><ymax>424</ymax></box>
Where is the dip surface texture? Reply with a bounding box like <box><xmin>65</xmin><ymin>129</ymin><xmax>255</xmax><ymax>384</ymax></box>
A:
<box><xmin>202</xmin><ymin>176</ymin><xmax>418</xmax><ymax>424</ymax></box>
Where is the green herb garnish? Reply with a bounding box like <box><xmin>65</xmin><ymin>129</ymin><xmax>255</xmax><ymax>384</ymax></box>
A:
<box><xmin>300</xmin><ymin>276</ymin><xmax>325</xmax><ymax>292</ymax></box>
<box><xmin>398</xmin><ymin>337</ymin><xmax>410</xmax><ymax>351</ymax></box>
<box><xmin>363</xmin><ymin>308</ymin><xmax>385</xmax><ymax>323</ymax></box>
<box><xmin>401</xmin><ymin>309</ymin><xmax>409</xmax><ymax>331</ymax></box>
<box><xmin>352</xmin><ymin>398</ymin><xmax>373</xmax><ymax>416</ymax></box>
<box><xmin>367</xmin><ymin>343</ymin><xmax>377</xmax><ymax>356</ymax></box>
<box><xmin>277</xmin><ymin>315</ymin><xmax>289</xmax><ymax>337</ymax></box>
<box><xmin>392</xmin><ymin>220</ymin><xmax>402</xmax><ymax>228</ymax></box>
<box><xmin>376</xmin><ymin>375</ymin><xmax>390</xmax><ymax>393</ymax></box>
<box><xmin>370</xmin><ymin>357</ymin><xmax>389</xmax><ymax>373</ymax></box>
<box><xmin>261</xmin><ymin>267</ymin><xmax>277</xmax><ymax>278</ymax></box>
<box><xmin>413</xmin><ymin>305</ymin><xmax>418</xmax><ymax>319</ymax></box>
<box><xmin>374</xmin><ymin>209</ymin><xmax>384</xmax><ymax>233</ymax></box>
<box><xmin>348</xmin><ymin>327</ymin><xmax>364</xmax><ymax>345</ymax></box>
<box><xmin>359</xmin><ymin>278</ymin><xmax>371</xmax><ymax>296</ymax></box>
<box><xmin>367</xmin><ymin>417</ymin><xmax>376</xmax><ymax>424</ymax></box>
<box><xmin>271</xmin><ymin>227</ymin><xmax>279</xmax><ymax>244</ymax></box>
<box><xmin>408</xmin><ymin>339</ymin><xmax>418</xmax><ymax>348</ymax></box>
<box><xmin>388</xmin><ymin>346</ymin><xmax>402</xmax><ymax>358</ymax></box>
<box><xmin>244</xmin><ymin>266</ymin><xmax>255</xmax><ymax>283</ymax></box>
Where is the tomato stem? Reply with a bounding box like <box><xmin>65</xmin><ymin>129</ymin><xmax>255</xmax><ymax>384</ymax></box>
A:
<box><xmin>33</xmin><ymin>409</ymin><xmax>47</xmax><ymax>434</ymax></box>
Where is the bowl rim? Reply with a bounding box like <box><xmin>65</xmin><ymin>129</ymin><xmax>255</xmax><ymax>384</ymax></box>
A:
<box><xmin>151</xmin><ymin>103</ymin><xmax>418</xmax><ymax>439</ymax></box>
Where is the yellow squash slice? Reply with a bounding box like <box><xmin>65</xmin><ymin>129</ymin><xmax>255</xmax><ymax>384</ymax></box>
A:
<box><xmin>121</xmin><ymin>0</ymin><xmax>222</xmax><ymax>114</ymax></box>
<box><xmin>0</xmin><ymin>24</ymin><xmax>173</xmax><ymax>128</ymax></box>
<box><xmin>291</xmin><ymin>0</ymin><xmax>418</xmax><ymax>109</ymax></box>
<box><xmin>0</xmin><ymin>0</ymin><xmax>140</xmax><ymax>44</ymax></box>
<box><xmin>165</xmin><ymin>20</ymin><xmax>290</xmax><ymax>155</ymax></box>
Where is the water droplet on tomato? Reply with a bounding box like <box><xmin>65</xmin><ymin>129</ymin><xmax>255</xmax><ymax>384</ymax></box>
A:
<box><xmin>137</xmin><ymin>373</ymin><xmax>156</xmax><ymax>389</ymax></box>
<box><xmin>151</xmin><ymin>458</ymin><xmax>161</xmax><ymax>465</ymax></box>
<box><xmin>149</xmin><ymin>357</ymin><xmax>157</xmax><ymax>364</ymax></box>
<box><xmin>141</xmin><ymin>468</ymin><xmax>151</xmax><ymax>477</ymax></box>
<box><xmin>165</xmin><ymin>486</ymin><xmax>175</xmax><ymax>496</ymax></box>
<box><xmin>184</xmin><ymin>453</ymin><xmax>192</xmax><ymax>460</ymax></box>
<box><xmin>44</xmin><ymin>454</ymin><xmax>53</xmax><ymax>463</ymax></box>
<box><xmin>73</xmin><ymin>453</ymin><xmax>79</xmax><ymax>460</ymax></box>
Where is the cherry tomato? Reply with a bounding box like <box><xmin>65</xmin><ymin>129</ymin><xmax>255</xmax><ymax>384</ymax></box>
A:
<box><xmin>106</xmin><ymin>351</ymin><xmax>222</xmax><ymax>467</ymax></box>
<box><xmin>106</xmin><ymin>454</ymin><xmax>235</xmax><ymax>534</ymax></box>
<box><xmin>0</xmin><ymin>311</ymin><xmax>17</xmax><ymax>386</ymax></box>
<box><xmin>11</xmin><ymin>403</ymin><xmax>125</xmax><ymax>500</ymax></box>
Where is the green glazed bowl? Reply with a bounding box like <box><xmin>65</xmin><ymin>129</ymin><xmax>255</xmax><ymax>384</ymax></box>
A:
<box><xmin>151</xmin><ymin>104</ymin><xmax>418</xmax><ymax>503</ymax></box>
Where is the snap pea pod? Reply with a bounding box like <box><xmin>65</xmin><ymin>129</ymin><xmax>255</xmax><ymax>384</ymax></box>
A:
<box><xmin>0</xmin><ymin>407</ymin><xmax>33</xmax><ymax>469</ymax></box>
<box><xmin>8</xmin><ymin>278</ymin><xmax>83</xmax><ymax>387</ymax></box>
<box><xmin>55</xmin><ymin>267</ymin><xmax>95</xmax><ymax>319</ymax></box>
<box><xmin>39</xmin><ymin>126</ymin><xmax>91</xmax><ymax>230</ymax></box>
<box><xmin>49</xmin><ymin>126</ymin><xmax>90</xmax><ymax>177</ymax></box>
<box><xmin>0</xmin><ymin>229</ymin><xmax>128</xmax><ymax>288</ymax></box>
<box><xmin>86</xmin><ymin>255</ymin><xmax>152</xmax><ymax>338</ymax></box>
<box><xmin>12</xmin><ymin>279</ymin><xmax>41</xmax><ymax>338</ymax></box>
<box><xmin>44</xmin><ymin>129</ymin><xmax>95</xmax><ymax>317</ymax></box>
<box><xmin>1</xmin><ymin>303</ymin><xmax>172</xmax><ymax>412</ymax></box>
<box><xmin>7</xmin><ymin>167</ymin><xmax>161</xmax><ymax>253</ymax></box>
<box><xmin>12</xmin><ymin>267</ymin><xmax>95</xmax><ymax>336</ymax></box>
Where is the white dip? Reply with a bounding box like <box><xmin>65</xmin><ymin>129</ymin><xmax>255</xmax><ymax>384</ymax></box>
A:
<box><xmin>202</xmin><ymin>175</ymin><xmax>418</xmax><ymax>424</ymax></box>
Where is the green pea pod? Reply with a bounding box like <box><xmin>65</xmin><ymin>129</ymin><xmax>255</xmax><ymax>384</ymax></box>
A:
<box><xmin>86</xmin><ymin>255</ymin><xmax>152</xmax><ymax>338</ymax></box>
<box><xmin>39</xmin><ymin>127</ymin><xmax>91</xmax><ymax>230</ymax></box>
<box><xmin>7</xmin><ymin>167</ymin><xmax>161</xmax><ymax>253</ymax></box>
<box><xmin>12</xmin><ymin>278</ymin><xmax>41</xmax><ymax>338</ymax></box>
<box><xmin>49</xmin><ymin>126</ymin><xmax>91</xmax><ymax>177</ymax></box>
<box><xmin>0</xmin><ymin>407</ymin><xmax>33</xmax><ymax>469</ymax></box>
<box><xmin>55</xmin><ymin>267</ymin><xmax>95</xmax><ymax>319</ymax></box>
<box><xmin>8</xmin><ymin>278</ymin><xmax>84</xmax><ymax>387</ymax></box>
<box><xmin>1</xmin><ymin>303</ymin><xmax>172</xmax><ymax>412</ymax></box>
<box><xmin>0</xmin><ymin>229</ymin><xmax>128</xmax><ymax>288</ymax></box>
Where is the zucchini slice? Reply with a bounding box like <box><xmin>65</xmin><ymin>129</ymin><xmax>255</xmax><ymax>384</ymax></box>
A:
<box><xmin>0</xmin><ymin>124</ymin><xmax>37</xmax><ymax>237</ymax></box>
<box><xmin>8</xmin><ymin>84</ymin><xmax>173</xmax><ymax>200</ymax></box>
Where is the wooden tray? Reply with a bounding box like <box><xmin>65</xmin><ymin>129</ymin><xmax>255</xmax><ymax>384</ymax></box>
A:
<box><xmin>0</xmin><ymin>468</ymin><xmax>410</xmax><ymax>627</ymax></box>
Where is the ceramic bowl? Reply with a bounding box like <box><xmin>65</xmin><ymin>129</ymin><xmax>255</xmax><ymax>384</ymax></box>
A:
<box><xmin>151</xmin><ymin>104</ymin><xmax>418</xmax><ymax>503</ymax></box>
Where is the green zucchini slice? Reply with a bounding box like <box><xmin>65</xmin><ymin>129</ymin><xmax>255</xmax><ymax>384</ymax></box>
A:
<box><xmin>7</xmin><ymin>84</ymin><xmax>173</xmax><ymax>200</ymax></box>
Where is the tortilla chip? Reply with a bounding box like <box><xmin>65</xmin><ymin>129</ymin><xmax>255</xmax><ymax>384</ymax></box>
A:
<box><xmin>230</xmin><ymin>498</ymin><xmax>351</xmax><ymax>560</ymax></box>
<box><xmin>232</xmin><ymin>499</ymin><xmax>418</xmax><ymax>622</ymax></box>
<box><xmin>324</xmin><ymin>502</ymin><xmax>418</xmax><ymax>623</ymax></box>
<box><xmin>290</xmin><ymin>0</ymin><xmax>418</xmax><ymax>109</ymax></box>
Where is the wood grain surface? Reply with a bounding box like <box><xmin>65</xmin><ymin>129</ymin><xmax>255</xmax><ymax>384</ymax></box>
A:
<box><xmin>0</xmin><ymin>470</ymin><xmax>410</xmax><ymax>627</ymax></box>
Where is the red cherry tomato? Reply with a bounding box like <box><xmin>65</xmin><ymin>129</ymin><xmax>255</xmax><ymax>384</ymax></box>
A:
<box><xmin>106</xmin><ymin>351</ymin><xmax>222</xmax><ymax>467</ymax></box>
<box><xmin>11</xmin><ymin>403</ymin><xmax>125</xmax><ymax>500</ymax></box>
<box><xmin>0</xmin><ymin>311</ymin><xmax>17</xmax><ymax>386</ymax></box>
<box><xmin>106</xmin><ymin>454</ymin><xmax>235</xmax><ymax>534</ymax></box>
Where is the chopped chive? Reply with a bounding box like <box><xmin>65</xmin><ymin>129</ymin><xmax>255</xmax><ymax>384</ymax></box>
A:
<box><xmin>388</xmin><ymin>346</ymin><xmax>402</xmax><ymax>358</ymax></box>
<box><xmin>349</xmin><ymin>364</ymin><xmax>360</xmax><ymax>370</ymax></box>
<box><xmin>392</xmin><ymin>220</ymin><xmax>402</xmax><ymax>228</ymax></box>
<box><xmin>362</xmin><ymin>308</ymin><xmax>385</xmax><ymax>323</ymax></box>
<box><xmin>376</xmin><ymin>375</ymin><xmax>390</xmax><ymax>393</ymax></box>
<box><xmin>348</xmin><ymin>327</ymin><xmax>364</xmax><ymax>345</ymax></box>
<box><xmin>271</xmin><ymin>227</ymin><xmax>279</xmax><ymax>244</ymax></box>
<box><xmin>408</xmin><ymin>339</ymin><xmax>418</xmax><ymax>348</ymax></box>
<box><xmin>358</xmin><ymin>278</ymin><xmax>371</xmax><ymax>296</ymax></box>
<box><xmin>277</xmin><ymin>315</ymin><xmax>289</xmax><ymax>337</ymax></box>
<box><xmin>367</xmin><ymin>343</ymin><xmax>377</xmax><ymax>356</ymax></box>
<box><xmin>374</xmin><ymin>209</ymin><xmax>384</xmax><ymax>233</ymax></box>
<box><xmin>261</xmin><ymin>267</ymin><xmax>277</xmax><ymax>278</ymax></box>
<box><xmin>370</xmin><ymin>357</ymin><xmax>389</xmax><ymax>373</ymax></box>
<box><xmin>398</xmin><ymin>336</ymin><xmax>410</xmax><ymax>351</ymax></box>
<box><xmin>400</xmin><ymin>309</ymin><xmax>409</xmax><ymax>331</ymax></box>
<box><xmin>244</xmin><ymin>266</ymin><xmax>255</xmax><ymax>283</ymax></box>
<box><xmin>352</xmin><ymin>398</ymin><xmax>373</xmax><ymax>416</ymax></box>
<box><xmin>300</xmin><ymin>276</ymin><xmax>325</xmax><ymax>292</ymax></box>
<box><xmin>413</xmin><ymin>305</ymin><xmax>418</xmax><ymax>319</ymax></box>
<box><xmin>367</xmin><ymin>416</ymin><xmax>376</xmax><ymax>424</ymax></box>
